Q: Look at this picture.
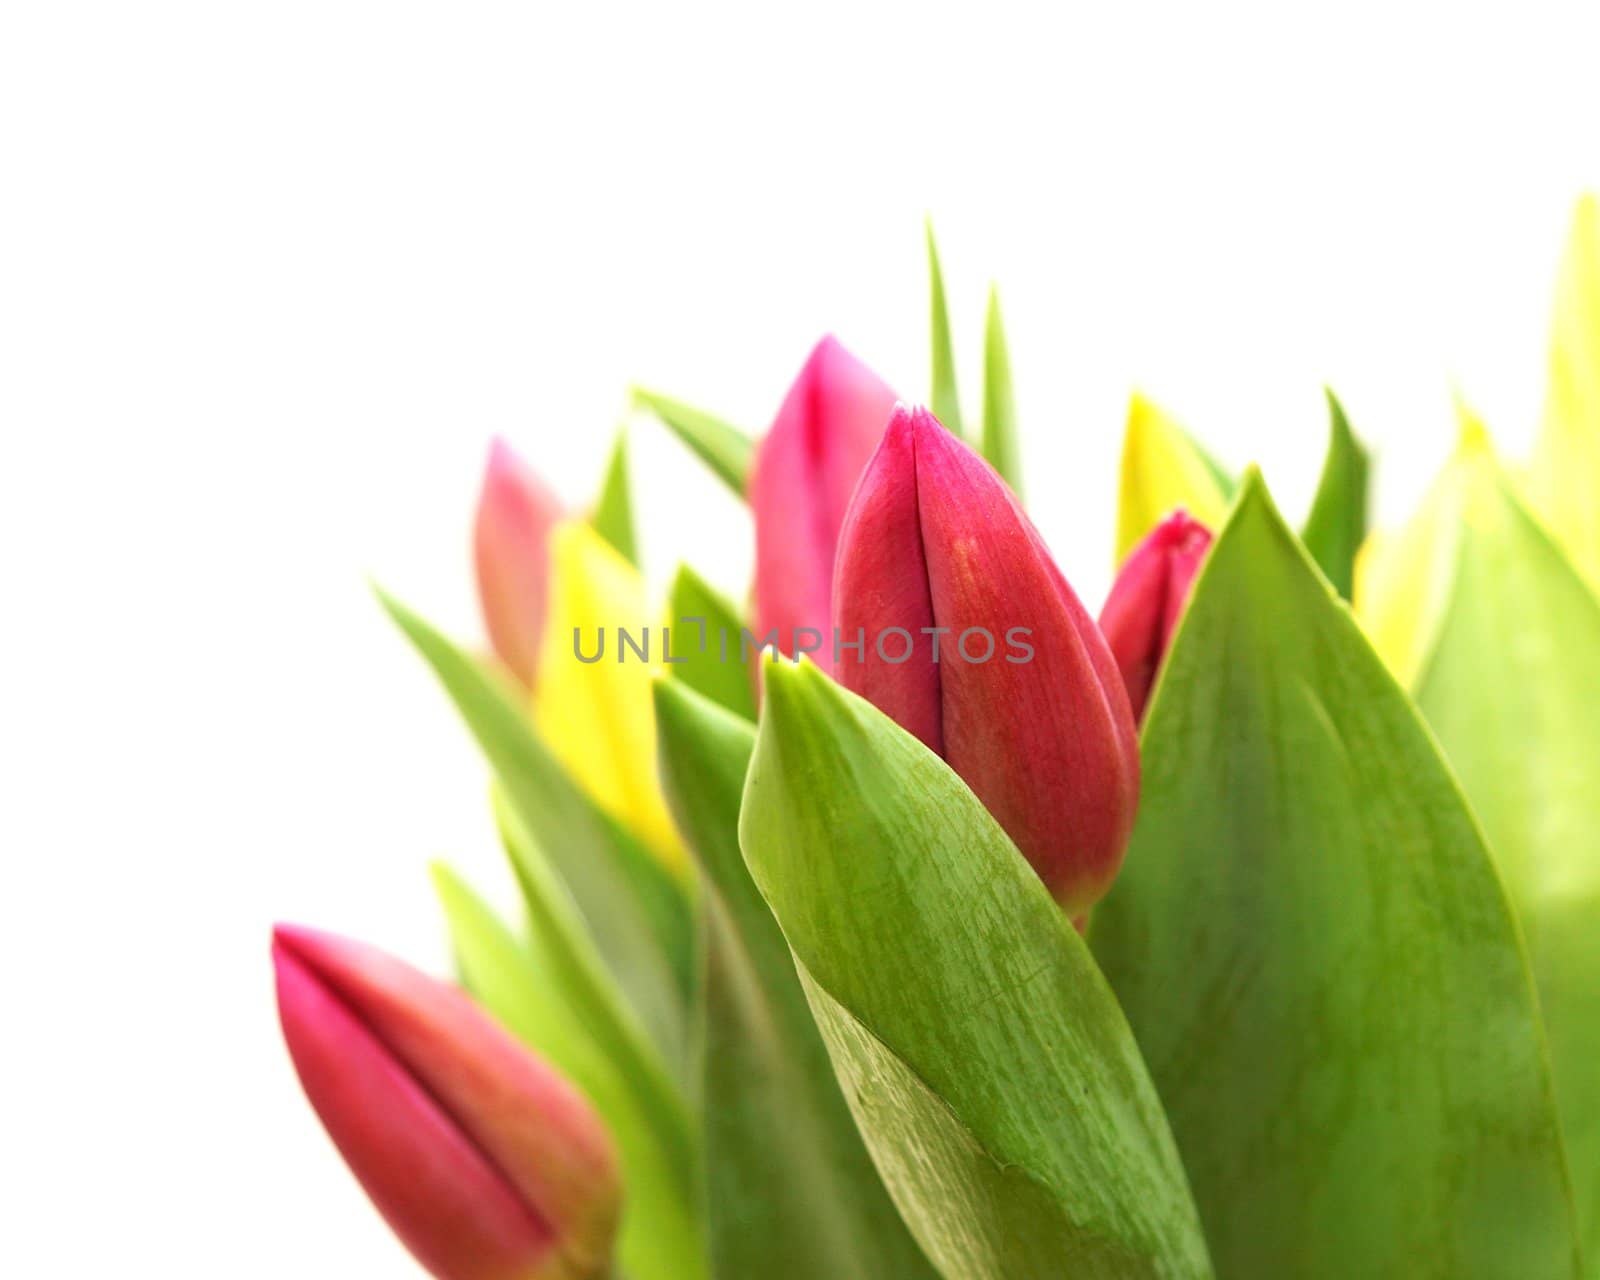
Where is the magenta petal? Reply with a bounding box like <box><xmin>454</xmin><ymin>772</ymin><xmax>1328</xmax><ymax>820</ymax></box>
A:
<box><xmin>274</xmin><ymin>943</ymin><xmax>551</xmax><ymax>1280</ymax></box>
<box><xmin>914</xmin><ymin>419</ymin><xmax>1140</xmax><ymax>914</ymax></box>
<box><xmin>833</xmin><ymin>407</ymin><xmax>942</xmax><ymax>753</ymax></box>
<box><xmin>273</xmin><ymin>925</ymin><xmax>619</xmax><ymax>1280</ymax></box>
<box><xmin>1099</xmin><ymin>510</ymin><xmax>1214</xmax><ymax>722</ymax></box>
<box><xmin>832</xmin><ymin>408</ymin><xmax>1140</xmax><ymax>915</ymax></box>
<box><xmin>474</xmin><ymin>437</ymin><xmax>564</xmax><ymax>688</ymax></box>
<box><xmin>749</xmin><ymin>336</ymin><xmax>899</xmax><ymax>670</ymax></box>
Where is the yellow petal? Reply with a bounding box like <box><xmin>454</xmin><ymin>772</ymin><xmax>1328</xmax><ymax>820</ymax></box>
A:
<box><xmin>534</xmin><ymin>520</ymin><xmax>687</xmax><ymax>873</ymax></box>
<box><xmin>1115</xmin><ymin>392</ymin><xmax>1231</xmax><ymax>564</ymax></box>
<box><xmin>1354</xmin><ymin>406</ymin><xmax>1496</xmax><ymax>687</ymax></box>
<box><xmin>1528</xmin><ymin>194</ymin><xmax>1600</xmax><ymax>588</ymax></box>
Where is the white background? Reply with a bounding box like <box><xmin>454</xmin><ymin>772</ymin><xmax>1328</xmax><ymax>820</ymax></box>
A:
<box><xmin>2</xmin><ymin>2</ymin><xmax>1596</xmax><ymax>1274</ymax></box>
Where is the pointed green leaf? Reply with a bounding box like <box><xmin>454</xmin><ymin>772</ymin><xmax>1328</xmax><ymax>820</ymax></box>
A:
<box><xmin>666</xmin><ymin>566</ymin><xmax>756</xmax><ymax>722</ymax></box>
<box><xmin>1090</xmin><ymin>473</ymin><xmax>1580</xmax><ymax>1280</ymax></box>
<box><xmin>1413</xmin><ymin>460</ymin><xmax>1600</xmax><ymax>1273</ymax></box>
<box><xmin>592</xmin><ymin>428</ymin><xmax>638</xmax><ymax>567</ymax></box>
<box><xmin>378</xmin><ymin>590</ymin><xmax>693</xmax><ymax>1069</ymax></box>
<box><xmin>433</xmin><ymin>860</ymin><xmax>705</xmax><ymax>1280</ymax></box>
<box><xmin>653</xmin><ymin>680</ymin><xmax>936</xmax><ymax>1279</ymax></box>
<box><xmin>487</xmin><ymin>794</ymin><xmax>695</xmax><ymax>1142</ymax></box>
<box><xmin>981</xmin><ymin>285</ymin><xmax>1022</xmax><ymax>496</ymax></box>
<box><xmin>925</xmin><ymin>219</ymin><xmax>964</xmax><ymax>437</ymax></box>
<box><xmin>739</xmin><ymin>660</ymin><xmax>1214</xmax><ymax>1280</ymax></box>
<box><xmin>1300</xmin><ymin>390</ymin><xmax>1369</xmax><ymax>599</ymax></box>
<box><xmin>632</xmin><ymin>388</ymin><xmax>753</xmax><ymax>498</ymax></box>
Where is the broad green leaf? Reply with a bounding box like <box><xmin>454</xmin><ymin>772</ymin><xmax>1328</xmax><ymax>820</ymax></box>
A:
<box><xmin>592</xmin><ymin>428</ymin><xmax>638</xmax><ymax>567</ymax></box>
<box><xmin>632</xmin><ymin>387</ymin><xmax>753</xmax><ymax>498</ymax></box>
<box><xmin>654</xmin><ymin>680</ymin><xmax>936</xmax><ymax>1279</ymax></box>
<box><xmin>981</xmin><ymin>284</ymin><xmax>1022</xmax><ymax>496</ymax></box>
<box><xmin>1528</xmin><ymin>193</ymin><xmax>1600</xmax><ymax>588</ymax></box>
<box><xmin>925</xmin><ymin>219</ymin><xmax>964</xmax><ymax>437</ymax></box>
<box><xmin>379</xmin><ymin>590</ymin><xmax>693</xmax><ymax>1069</ymax></box>
<box><xmin>1299</xmin><ymin>389</ymin><xmax>1369</xmax><ymax>599</ymax></box>
<box><xmin>1413</xmin><ymin>457</ymin><xmax>1600</xmax><ymax>1273</ymax></box>
<box><xmin>666</xmin><ymin>566</ymin><xmax>756</xmax><ymax>722</ymax></box>
<box><xmin>1116</xmin><ymin>393</ymin><xmax>1232</xmax><ymax>563</ymax></box>
<box><xmin>1090</xmin><ymin>472</ymin><xmax>1580</xmax><ymax>1280</ymax></box>
<box><xmin>739</xmin><ymin>660</ymin><xmax>1213</xmax><ymax>1280</ymax></box>
<box><xmin>433</xmin><ymin>860</ymin><xmax>704</xmax><ymax>1280</ymax></box>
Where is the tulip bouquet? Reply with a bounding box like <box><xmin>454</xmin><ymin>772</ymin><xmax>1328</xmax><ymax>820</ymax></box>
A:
<box><xmin>275</xmin><ymin>207</ymin><xmax>1600</xmax><ymax>1280</ymax></box>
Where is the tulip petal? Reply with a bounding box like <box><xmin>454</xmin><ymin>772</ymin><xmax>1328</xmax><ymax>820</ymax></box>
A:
<box><xmin>916</xmin><ymin>420</ymin><xmax>1139</xmax><ymax>913</ymax></box>
<box><xmin>276</xmin><ymin>943</ymin><xmax>552</xmax><ymax>1280</ymax></box>
<box><xmin>837</xmin><ymin>407</ymin><xmax>1139</xmax><ymax>914</ymax></box>
<box><xmin>1528</xmin><ymin>193</ymin><xmax>1600</xmax><ymax>588</ymax></box>
<box><xmin>831</xmin><ymin>411</ymin><xmax>941</xmax><ymax>753</ymax></box>
<box><xmin>1116</xmin><ymin>393</ymin><xmax>1231</xmax><ymax>563</ymax></box>
<box><xmin>748</xmin><ymin>337</ymin><xmax>899</xmax><ymax>665</ymax></box>
<box><xmin>274</xmin><ymin>926</ymin><xmax>620</xmax><ymax>1280</ymax></box>
<box><xmin>536</xmin><ymin>521</ymin><xmax>687</xmax><ymax>872</ymax></box>
<box><xmin>1099</xmin><ymin>510</ymin><xmax>1213</xmax><ymax>723</ymax></box>
<box><xmin>1352</xmin><ymin>417</ymin><xmax>1484</xmax><ymax>686</ymax></box>
<box><xmin>475</xmin><ymin>437</ymin><xmax>564</xmax><ymax>688</ymax></box>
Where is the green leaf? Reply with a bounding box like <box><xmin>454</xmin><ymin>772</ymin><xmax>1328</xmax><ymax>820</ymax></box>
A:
<box><xmin>432</xmin><ymin>859</ymin><xmax>614</xmax><ymax>1107</ymax></box>
<box><xmin>739</xmin><ymin>660</ymin><xmax>1214</xmax><ymax>1280</ymax></box>
<box><xmin>1412</xmin><ymin>459</ymin><xmax>1600</xmax><ymax>1274</ymax></box>
<box><xmin>1090</xmin><ymin>472</ymin><xmax>1581</xmax><ymax>1280</ymax></box>
<box><xmin>378</xmin><ymin>590</ymin><xmax>694</xmax><ymax>1070</ymax></box>
<box><xmin>486</xmin><ymin>794</ymin><xmax>695</xmax><ymax>1149</ymax></box>
<box><xmin>432</xmin><ymin>860</ymin><xmax>705</xmax><ymax>1280</ymax></box>
<box><xmin>1300</xmin><ymin>390</ymin><xmax>1369</xmax><ymax>599</ymax></box>
<box><xmin>665</xmin><ymin>566</ymin><xmax>756</xmax><ymax>722</ymax></box>
<box><xmin>632</xmin><ymin>387</ymin><xmax>753</xmax><ymax>498</ymax></box>
<box><xmin>592</xmin><ymin>428</ymin><xmax>638</xmax><ymax>567</ymax></box>
<box><xmin>654</xmin><ymin>680</ymin><xmax>936</xmax><ymax>1279</ymax></box>
<box><xmin>925</xmin><ymin>219</ymin><xmax>964</xmax><ymax>437</ymax></box>
<box><xmin>981</xmin><ymin>285</ymin><xmax>1021</xmax><ymax>496</ymax></box>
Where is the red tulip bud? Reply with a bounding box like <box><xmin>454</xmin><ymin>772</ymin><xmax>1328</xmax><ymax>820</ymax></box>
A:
<box><xmin>749</xmin><ymin>336</ymin><xmax>899</xmax><ymax>670</ymax></box>
<box><xmin>832</xmin><ymin>405</ymin><xmax>1140</xmax><ymax>915</ymax></box>
<box><xmin>474</xmin><ymin>437</ymin><xmax>565</xmax><ymax>688</ymax></box>
<box><xmin>273</xmin><ymin>924</ymin><xmax>619</xmax><ymax>1280</ymax></box>
<box><xmin>1099</xmin><ymin>510</ymin><xmax>1213</xmax><ymax>723</ymax></box>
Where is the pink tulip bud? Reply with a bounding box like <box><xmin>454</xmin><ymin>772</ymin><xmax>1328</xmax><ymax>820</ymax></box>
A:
<box><xmin>273</xmin><ymin>924</ymin><xmax>619</xmax><ymax>1280</ymax></box>
<box><xmin>1099</xmin><ymin>510</ymin><xmax>1213</xmax><ymax>723</ymax></box>
<box><xmin>749</xmin><ymin>336</ymin><xmax>899</xmax><ymax>670</ymax></box>
<box><xmin>833</xmin><ymin>405</ymin><xmax>1141</xmax><ymax>915</ymax></box>
<box><xmin>474</xmin><ymin>437</ymin><xmax>565</xmax><ymax>688</ymax></box>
